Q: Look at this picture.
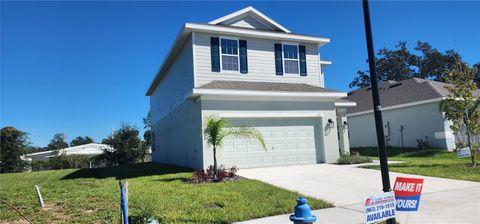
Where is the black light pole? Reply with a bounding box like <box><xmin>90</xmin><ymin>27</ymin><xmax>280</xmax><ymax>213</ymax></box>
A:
<box><xmin>362</xmin><ymin>1</ymin><xmax>396</xmax><ymax>223</ymax></box>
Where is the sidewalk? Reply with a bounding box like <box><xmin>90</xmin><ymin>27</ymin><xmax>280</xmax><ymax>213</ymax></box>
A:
<box><xmin>235</xmin><ymin>164</ymin><xmax>480</xmax><ymax>224</ymax></box>
<box><xmin>236</xmin><ymin>186</ymin><xmax>479</xmax><ymax>224</ymax></box>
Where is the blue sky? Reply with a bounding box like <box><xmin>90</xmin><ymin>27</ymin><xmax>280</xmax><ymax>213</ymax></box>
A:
<box><xmin>2</xmin><ymin>1</ymin><xmax>479</xmax><ymax>146</ymax></box>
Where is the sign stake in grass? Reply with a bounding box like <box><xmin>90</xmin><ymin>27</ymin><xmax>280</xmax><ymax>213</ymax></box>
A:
<box><xmin>34</xmin><ymin>185</ymin><xmax>45</xmax><ymax>208</ymax></box>
<box><xmin>119</xmin><ymin>181</ymin><xmax>129</xmax><ymax>224</ymax></box>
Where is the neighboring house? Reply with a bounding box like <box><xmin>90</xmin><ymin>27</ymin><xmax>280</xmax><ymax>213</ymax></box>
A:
<box><xmin>25</xmin><ymin>143</ymin><xmax>111</xmax><ymax>162</ymax></box>
<box><xmin>344</xmin><ymin>78</ymin><xmax>480</xmax><ymax>151</ymax></box>
<box><xmin>146</xmin><ymin>6</ymin><xmax>354</xmax><ymax>170</ymax></box>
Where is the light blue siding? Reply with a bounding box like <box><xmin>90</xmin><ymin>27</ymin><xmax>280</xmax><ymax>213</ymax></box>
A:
<box><xmin>193</xmin><ymin>32</ymin><xmax>323</xmax><ymax>87</ymax></box>
<box><xmin>151</xmin><ymin>100</ymin><xmax>203</xmax><ymax>170</ymax></box>
<box><xmin>347</xmin><ymin>102</ymin><xmax>453</xmax><ymax>150</ymax></box>
<box><xmin>150</xmin><ymin>36</ymin><xmax>194</xmax><ymax>124</ymax></box>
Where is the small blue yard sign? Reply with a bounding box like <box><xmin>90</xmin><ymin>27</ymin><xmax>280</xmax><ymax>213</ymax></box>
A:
<box><xmin>457</xmin><ymin>148</ymin><xmax>471</xmax><ymax>158</ymax></box>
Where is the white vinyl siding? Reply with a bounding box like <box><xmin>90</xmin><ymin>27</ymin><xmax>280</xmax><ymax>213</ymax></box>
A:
<box><xmin>150</xmin><ymin>36</ymin><xmax>194</xmax><ymax>123</ymax></box>
<box><xmin>193</xmin><ymin>32</ymin><xmax>322</xmax><ymax>87</ymax></box>
<box><xmin>222</xmin><ymin>15</ymin><xmax>275</xmax><ymax>31</ymax></box>
<box><xmin>348</xmin><ymin>101</ymin><xmax>453</xmax><ymax>150</ymax></box>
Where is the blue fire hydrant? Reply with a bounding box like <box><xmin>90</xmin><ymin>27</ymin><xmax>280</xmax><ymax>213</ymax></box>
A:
<box><xmin>289</xmin><ymin>197</ymin><xmax>317</xmax><ymax>224</ymax></box>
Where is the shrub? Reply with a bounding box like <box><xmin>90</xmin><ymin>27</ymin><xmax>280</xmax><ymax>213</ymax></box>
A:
<box><xmin>191</xmin><ymin>165</ymin><xmax>239</xmax><ymax>183</ymax></box>
<box><xmin>228</xmin><ymin>166</ymin><xmax>238</xmax><ymax>178</ymax></box>
<box><xmin>192</xmin><ymin>170</ymin><xmax>209</xmax><ymax>184</ymax></box>
<box><xmin>216</xmin><ymin>167</ymin><xmax>228</xmax><ymax>182</ymax></box>
<box><xmin>337</xmin><ymin>152</ymin><xmax>373</xmax><ymax>165</ymax></box>
<box><xmin>31</xmin><ymin>161</ymin><xmax>50</xmax><ymax>171</ymax></box>
<box><xmin>31</xmin><ymin>155</ymin><xmax>95</xmax><ymax>171</ymax></box>
<box><xmin>49</xmin><ymin>154</ymin><xmax>91</xmax><ymax>169</ymax></box>
<box><xmin>129</xmin><ymin>206</ymin><xmax>157</xmax><ymax>224</ymax></box>
<box><xmin>416</xmin><ymin>138</ymin><xmax>431</xmax><ymax>149</ymax></box>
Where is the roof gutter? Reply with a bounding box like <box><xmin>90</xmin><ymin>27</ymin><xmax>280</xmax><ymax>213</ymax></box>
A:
<box><xmin>347</xmin><ymin>97</ymin><xmax>445</xmax><ymax>117</ymax></box>
<box><xmin>189</xmin><ymin>88</ymin><xmax>347</xmax><ymax>99</ymax></box>
<box><xmin>335</xmin><ymin>101</ymin><xmax>357</xmax><ymax>107</ymax></box>
<box><xmin>186</xmin><ymin>23</ymin><xmax>330</xmax><ymax>45</ymax></box>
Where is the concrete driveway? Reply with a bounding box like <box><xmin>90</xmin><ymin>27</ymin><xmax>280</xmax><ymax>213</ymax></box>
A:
<box><xmin>237</xmin><ymin>164</ymin><xmax>480</xmax><ymax>224</ymax></box>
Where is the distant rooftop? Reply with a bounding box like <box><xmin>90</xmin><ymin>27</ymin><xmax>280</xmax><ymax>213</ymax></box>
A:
<box><xmin>344</xmin><ymin>77</ymin><xmax>480</xmax><ymax>114</ymax></box>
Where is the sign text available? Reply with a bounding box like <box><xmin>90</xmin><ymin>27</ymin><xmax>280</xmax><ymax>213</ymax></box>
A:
<box><xmin>364</xmin><ymin>191</ymin><xmax>396</xmax><ymax>224</ymax></box>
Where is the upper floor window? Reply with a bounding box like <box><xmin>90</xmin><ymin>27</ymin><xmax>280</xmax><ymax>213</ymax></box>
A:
<box><xmin>220</xmin><ymin>38</ymin><xmax>239</xmax><ymax>71</ymax></box>
<box><xmin>282</xmin><ymin>44</ymin><xmax>299</xmax><ymax>74</ymax></box>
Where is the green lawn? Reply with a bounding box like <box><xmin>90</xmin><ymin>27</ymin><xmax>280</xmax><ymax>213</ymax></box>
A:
<box><xmin>352</xmin><ymin>147</ymin><xmax>480</xmax><ymax>182</ymax></box>
<box><xmin>0</xmin><ymin>163</ymin><xmax>332</xmax><ymax>224</ymax></box>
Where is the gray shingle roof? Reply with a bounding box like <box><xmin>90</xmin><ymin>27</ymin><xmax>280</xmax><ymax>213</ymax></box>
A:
<box><xmin>198</xmin><ymin>80</ymin><xmax>340</xmax><ymax>93</ymax></box>
<box><xmin>344</xmin><ymin>78</ymin><xmax>480</xmax><ymax>114</ymax></box>
<box><xmin>336</xmin><ymin>98</ymin><xmax>356</xmax><ymax>104</ymax></box>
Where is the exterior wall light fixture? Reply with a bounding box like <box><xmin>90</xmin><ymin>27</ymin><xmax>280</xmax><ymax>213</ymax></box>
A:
<box><xmin>327</xmin><ymin>119</ymin><xmax>335</xmax><ymax>129</ymax></box>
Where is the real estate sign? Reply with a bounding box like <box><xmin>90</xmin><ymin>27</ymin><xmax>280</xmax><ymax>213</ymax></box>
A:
<box><xmin>393</xmin><ymin>177</ymin><xmax>424</xmax><ymax>211</ymax></box>
<box><xmin>457</xmin><ymin>147</ymin><xmax>471</xmax><ymax>158</ymax></box>
<box><xmin>363</xmin><ymin>191</ymin><xmax>396</xmax><ymax>224</ymax></box>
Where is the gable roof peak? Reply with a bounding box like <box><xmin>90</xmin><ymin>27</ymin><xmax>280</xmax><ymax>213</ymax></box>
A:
<box><xmin>208</xmin><ymin>6</ymin><xmax>291</xmax><ymax>33</ymax></box>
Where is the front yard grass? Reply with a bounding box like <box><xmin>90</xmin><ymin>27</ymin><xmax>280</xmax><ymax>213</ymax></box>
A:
<box><xmin>0</xmin><ymin>162</ymin><xmax>332</xmax><ymax>223</ymax></box>
<box><xmin>353</xmin><ymin>147</ymin><xmax>480</xmax><ymax>182</ymax></box>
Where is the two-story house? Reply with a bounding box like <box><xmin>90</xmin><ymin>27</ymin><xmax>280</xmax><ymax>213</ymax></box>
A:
<box><xmin>146</xmin><ymin>6</ymin><xmax>355</xmax><ymax>170</ymax></box>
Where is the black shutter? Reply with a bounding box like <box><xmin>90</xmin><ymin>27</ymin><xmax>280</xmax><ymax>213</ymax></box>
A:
<box><xmin>274</xmin><ymin>43</ymin><xmax>283</xmax><ymax>75</ymax></box>
<box><xmin>239</xmin><ymin>40</ymin><xmax>248</xmax><ymax>74</ymax></box>
<box><xmin>211</xmin><ymin>37</ymin><xmax>220</xmax><ymax>72</ymax></box>
<box><xmin>299</xmin><ymin>45</ymin><xmax>307</xmax><ymax>76</ymax></box>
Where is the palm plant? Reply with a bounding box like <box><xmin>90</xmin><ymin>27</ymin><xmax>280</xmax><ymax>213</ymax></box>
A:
<box><xmin>203</xmin><ymin>116</ymin><xmax>267</xmax><ymax>179</ymax></box>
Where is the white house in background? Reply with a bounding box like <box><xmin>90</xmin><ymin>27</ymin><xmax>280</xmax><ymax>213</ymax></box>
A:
<box><xmin>146</xmin><ymin>6</ymin><xmax>355</xmax><ymax>170</ymax></box>
<box><xmin>25</xmin><ymin>143</ymin><xmax>111</xmax><ymax>162</ymax></box>
<box><xmin>344</xmin><ymin>78</ymin><xmax>480</xmax><ymax>151</ymax></box>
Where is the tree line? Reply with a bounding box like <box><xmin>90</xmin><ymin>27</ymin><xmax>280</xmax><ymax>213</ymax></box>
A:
<box><xmin>1</xmin><ymin>113</ymin><xmax>152</xmax><ymax>173</ymax></box>
<box><xmin>349</xmin><ymin>41</ymin><xmax>480</xmax><ymax>88</ymax></box>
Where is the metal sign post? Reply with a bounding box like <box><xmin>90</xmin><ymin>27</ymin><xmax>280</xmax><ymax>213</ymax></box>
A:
<box><xmin>361</xmin><ymin>0</ymin><xmax>396</xmax><ymax>223</ymax></box>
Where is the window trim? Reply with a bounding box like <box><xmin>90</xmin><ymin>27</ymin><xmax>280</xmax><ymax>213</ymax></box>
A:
<box><xmin>219</xmin><ymin>36</ymin><xmax>241</xmax><ymax>73</ymax></box>
<box><xmin>281</xmin><ymin>42</ymin><xmax>300</xmax><ymax>75</ymax></box>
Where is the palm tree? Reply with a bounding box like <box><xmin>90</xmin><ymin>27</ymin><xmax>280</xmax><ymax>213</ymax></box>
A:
<box><xmin>203</xmin><ymin>116</ymin><xmax>267</xmax><ymax>179</ymax></box>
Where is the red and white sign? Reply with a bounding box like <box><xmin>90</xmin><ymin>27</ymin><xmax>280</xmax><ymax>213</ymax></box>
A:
<box><xmin>363</xmin><ymin>191</ymin><xmax>396</xmax><ymax>224</ymax></box>
<box><xmin>393</xmin><ymin>177</ymin><xmax>424</xmax><ymax>211</ymax></box>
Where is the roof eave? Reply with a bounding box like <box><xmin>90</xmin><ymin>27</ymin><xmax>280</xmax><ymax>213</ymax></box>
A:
<box><xmin>208</xmin><ymin>6</ymin><xmax>291</xmax><ymax>33</ymax></box>
<box><xmin>186</xmin><ymin>23</ymin><xmax>330</xmax><ymax>45</ymax></box>
<box><xmin>146</xmin><ymin>25</ymin><xmax>190</xmax><ymax>96</ymax></box>
<box><xmin>347</xmin><ymin>97</ymin><xmax>446</xmax><ymax>117</ymax></box>
<box><xmin>190</xmin><ymin>88</ymin><xmax>346</xmax><ymax>100</ymax></box>
<box><xmin>335</xmin><ymin>101</ymin><xmax>357</xmax><ymax>107</ymax></box>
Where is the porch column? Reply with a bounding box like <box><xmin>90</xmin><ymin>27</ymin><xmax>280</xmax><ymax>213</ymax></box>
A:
<box><xmin>337</xmin><ymin>108</ymin><xmax>351</xmax><ymax>154</ymax></box>
<box><xmin>321</xmin><ymin>111</ymin><xmax>341</xmax><ymax>163</ymax></box>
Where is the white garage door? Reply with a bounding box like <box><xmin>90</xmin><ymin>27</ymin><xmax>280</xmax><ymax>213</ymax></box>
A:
<box><xmin>222</xmin><ymin>118</ymin><xmax>320</xmax><ymax>168</ymax></box>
